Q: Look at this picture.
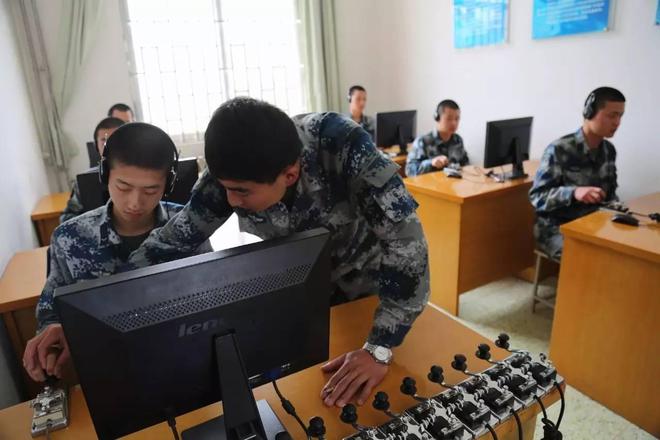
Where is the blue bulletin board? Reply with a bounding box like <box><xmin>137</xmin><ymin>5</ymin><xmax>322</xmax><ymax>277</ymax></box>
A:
<box><xmin>454</xmin><ymin>0</ymin><xmax>509</xmax><ymax>49</ymax></box>
<box><xmin>656</xmin><ymin>0</ymin><xmax>660</xmax><ymax>25</ymax></box>
<box><xmin>532</xmin><ymin>0</ymin><xmax>610</xmax><ymax>39</ymax></box>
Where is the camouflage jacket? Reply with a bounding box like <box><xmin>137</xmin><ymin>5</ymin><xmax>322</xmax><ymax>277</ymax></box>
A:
<box><xmin>529</xmin><ymin>128</ymin><xmax>618</xmax><ymax>229</ymax></box>
<box><xmin>127</xmin><ymin>112</ymin><xmax>430</xmax><ymax>347</ymax></box>
<box><xmin>36</xmin><ymin>201</ymin><xmax>212</xmax><ymax>330</ymax></box>
<box><xmin>406</xmin><ymin>130</ymin><xmax>469</xmax><ymax>176</ymax></box>
<box><xmin>346</xmin><ymin>113</ymin><xmax>375</xmax><ymax>140</ymax></box>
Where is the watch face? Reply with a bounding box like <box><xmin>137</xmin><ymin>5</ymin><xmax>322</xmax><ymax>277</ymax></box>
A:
<box><xmin>374</xmin><ymin>346</ymin><xmax>391</xmax><ymax>361</ymax></box>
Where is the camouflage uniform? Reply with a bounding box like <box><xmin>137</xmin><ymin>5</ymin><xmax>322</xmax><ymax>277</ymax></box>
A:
<box><xmin>405</xmin><ymin>130</ymin><xmax>469</xmax><ymax>176</ymax></box>
<box><xmin>529</xmin><ymin>128</ymin><xmax>618</xmax><ymax>260</ymax></box>
<box><xmin>59</xmin><ymin>168</ymin><xmax>95</xmax><ymax>223</ymax></box>
<box><xmin>128</xmin><ymin>112</ymin><xmax>430</xmax><ymax>348</ymax></box>
<box><xmin>36</xmin><ymin>201</ymin><xmax>212</xmax><ymax>330</ymax></box>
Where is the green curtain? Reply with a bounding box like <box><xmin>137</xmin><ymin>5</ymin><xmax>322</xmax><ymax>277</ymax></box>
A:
<box><xmin>295</xmin><ymin>0</ymin><xmax>341</xmax><ymax>113</ymax></box>
<box><xmin>51</xmin><ymin>0</ymin><xmax>102</xmax><ymax>162</ymax></box>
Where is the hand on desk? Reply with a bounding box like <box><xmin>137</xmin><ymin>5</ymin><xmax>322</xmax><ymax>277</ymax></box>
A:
<box><xmin>575</xmin><ymin>186</ymin><xmax>606</xmax><ymax>204</ymax></box>
<box><xmin>431</xmin><ymin>155</ymin><xmax>449</xmax><ymax>169</ymax></box>
<box><xmin>320</xmin><ymin>349</ymin><xmax>388</xmax><ymax>408</ymax></box>
<box><xmin>23</xmin><ymin>324</ymin><xmax>70</xmax><ymax>382</ymax></box>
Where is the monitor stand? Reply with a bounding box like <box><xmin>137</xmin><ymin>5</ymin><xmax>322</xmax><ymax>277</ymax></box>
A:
<box><xmin>493</xmin><ymin>137</ymin><xmax>527</xmax><ymax>181</ymax></box>
<box><xmin>396</xmin><ymin>125</ymin><xmax>408</xmax><ymax>155</ymax></box>
<box><xmin>182</xmin><ymin>333</ymin><xmax>288</xmax><ymax>440</ymax></box>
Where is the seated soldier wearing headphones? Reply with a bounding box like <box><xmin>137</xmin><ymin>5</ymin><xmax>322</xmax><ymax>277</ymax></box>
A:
<box><xmin>347</xmin><ymin>85</ymin><xmax>375</xmax><ymax>140</ymax></box>
<box><xmin>23</xmin><ymin>123</ymin><xmax>211</xmax><ymax>382</ymax></box>
<box><xmin>405</xmin><ymin>100</ymin><xmax>469</xmax><ymax>177</ymax></box>
<box><xmin>529</xmin><ymin>87</ymin><xmax>625</xmax><ymax>260</ymax></box>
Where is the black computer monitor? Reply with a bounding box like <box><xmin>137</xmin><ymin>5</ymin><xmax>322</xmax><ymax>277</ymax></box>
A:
<box><xmin>483</xmin><ymin>117</ymin><xmax>533</xmax><ymax>180</ymax></box>
<box><xmin>54</xmin><ymin>229</ymin><xmax>331</xmax><ymax>440</ymax></box>
<box><xmin>86</xmin><ymin>141</ymin><xmax>101</xmax><ymax>168</ymax></box>
<box><xmin>76</xmin><ymin>168</ymin><xmax>108</xmax><ymax>212</ymax></box>
<box><xmin>76</xmin><ymin>157</ymin><xmax>199</xmax><ymax>213</ymax></box>
<box><xmin>167</xmin><ymin>157</ymin><xmax>199</xmax><ymax>205</ymax></box>
<box><xmin>375</xmin><ymin>110</ymin><xmax>417</xmax><ymax>155</ymax></box>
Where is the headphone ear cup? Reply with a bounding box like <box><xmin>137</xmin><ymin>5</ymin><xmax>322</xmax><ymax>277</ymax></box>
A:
<box><xmin>583</xmin><ymin>93</ymin><xmax>596</xmax><ymax>120</ymax></box>
<box><xmin>433</xmin><ymin>111</ymin><xmax>439</xmax><ymax>122</ymax></box>
<box><xmin>347</xmin><ymin>93</ymin><xmax>351</xmax><ymax>103</ymax></box>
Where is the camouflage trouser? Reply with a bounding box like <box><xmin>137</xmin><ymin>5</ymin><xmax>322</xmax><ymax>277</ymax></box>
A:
<box><xmin>534</xmin><ymin>222</ymin><xmax>563</xmax><ymax>261</ymax></box>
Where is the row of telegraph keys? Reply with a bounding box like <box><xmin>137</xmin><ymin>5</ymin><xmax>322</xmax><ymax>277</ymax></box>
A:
<box><xmin>304</xmin><ymin>333</ymin><xmax>525</xmax><ymax>438</ymax></box>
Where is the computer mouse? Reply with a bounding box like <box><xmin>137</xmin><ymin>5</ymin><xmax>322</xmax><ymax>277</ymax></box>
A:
<box><xmin>611</xmin><ymin>213</ymin><xmax>639</xmax><ymax>227</ymax></box>
<box><xmin>443</xmin><ymin>168</ymin><xmax>462</xmax><ymax>179</ymax></box>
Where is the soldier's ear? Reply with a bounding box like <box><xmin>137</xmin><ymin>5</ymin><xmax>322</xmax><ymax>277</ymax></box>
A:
<box><xmin>282</xmin><ymin>161</ymin><xmax>300</xmax><ymax>187</ymax></box>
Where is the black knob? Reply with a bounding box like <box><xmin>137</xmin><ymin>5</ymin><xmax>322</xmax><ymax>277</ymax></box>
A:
<box><xmin>372</xmin><ymin>391</ymin><xmax>390</xmax><ymax>411</ymax></box>
<box><xmin>476</xmin><ymin>343</ymin><xmax>491</xmax><ymax>360</ymax></box>
<box><xmin>340</xmin><ymin>404</ymin><xmax>358</xmax><ymax>424</ymax></box>
<box><xmin>307</xmin><ymin>416</ymin><xmax>326</xmax><ymax>437</ymax></box>
<box><xmin>495</xmin><ymin>333</ymin><xmax>510</xmax><ymax>350</ymax></box>
<box><xmin>451</xmin><ymin>354</ymin><xmax>467</xmax><ymax>372</ymax></box>
<box><xmin>400</xmin><ymin>377</ymin><xmax>417</xmax><ymax>396</ymax></box>
<box><xmin>428</xmin><ymin>365</ymin><xmax>445</xmax><ymax>384</ymax></box>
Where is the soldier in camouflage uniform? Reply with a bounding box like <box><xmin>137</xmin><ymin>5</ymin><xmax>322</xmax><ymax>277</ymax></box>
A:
<box><xmin>24</xmin><ymin>123</ymin><xmax>210</xmax><ymax>382</ymax></box>
<box><xmin>406</xmin><ymin>100</ymin><xmax>469</xmax><ymax>176</ymax></box>
<box><xmin>60</xmin><ymin>117</ymin><xmax>124</xmax><ymax>223</ymax></box>
<box><xmin>529</xmin><ymin>87</ymin><xmax>625</xmax><ymax>260</ymax></box>
<box><xmin>127</xmin><ymin>97</ymin><xmax>430</xmax><ymax>408</ymax></box>
<box><xmin>347</xmin><ymin>85</ymin><xmax>375</xmax><ymax>140</ymax></box>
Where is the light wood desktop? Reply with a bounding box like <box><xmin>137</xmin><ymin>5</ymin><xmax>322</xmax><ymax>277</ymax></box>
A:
<box><xmin>404</xmin><ymin>161</ymin><xmax>539</xmax><ymax>315</ymax></box>
<box><xmin>550</xmin><ymin>192</ymin><xmax>660</xmax><ymax>436</ymax></box>
<box><xmin>0</xmin><ymin>295</ymin><xmax>561</xmax><ymax>439</ymax></box>
<box><xmin>0</xmin><ymin>246</ymin><xmax>49</xmax><ymax>397</ymax></box>
<box><xmin>31</xmin><ymin>192</ymin><xmax>69</xmax><ymax>246</ymax></box>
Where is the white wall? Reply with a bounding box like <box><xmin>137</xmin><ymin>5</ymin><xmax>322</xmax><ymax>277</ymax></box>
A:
<box><xmin>0</xmin><ymin>0</ymin><xmax>55</xmax><ymax>408</ymax></box>
<box><xmin>335</xmin><ymin>0</ymin><xmax>660</xmax><ymax>200</ymax></box>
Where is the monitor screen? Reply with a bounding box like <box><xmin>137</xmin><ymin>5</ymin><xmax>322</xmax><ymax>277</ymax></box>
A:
<box><xmin>55</xmin><ymin>229</ymin><xmax>331</xmax><ymax>439</ymax></box>
<box><xmin>375</xmin><ymin>110</ymin><xmax>417</xmax><ymax>150</ymax></box>
<box><xmin>483</xmin><ymin>117</ymin><xmax>533</xmax><ymax>169</ymax></box>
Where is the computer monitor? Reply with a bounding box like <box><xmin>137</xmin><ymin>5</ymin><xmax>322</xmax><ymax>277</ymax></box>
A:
<box><xmin>166</xmin><ymin>157</ymin><xmax>199</xmax><ymax>205</ymax></box>
<box><xmin>483</xmin><ymin>117</ymin><xmax>533</xmax><ymax>181</ymax></box>
<box><xmin>86</xmin><ymin>141</ymin><xmax>101</xmax><ymax>168</ymax></box>
<box><xmin>76</xmin><ymin>169</ymin><xmax>108</xmax><ymax>212</ymax></box>
<box><xmin>76</xmin><ymin>157</ymin><xmax>199</xmax><ymax>213</ymax></box>
<box><xmin>375</xmin><ymin>110</ymin><xmax>417</xmax><ymax>155</ymax></box>
<box><xmin>54</xmin><ymin>229</ymin><xmax>331</xmax><ymax>440</ymax></box>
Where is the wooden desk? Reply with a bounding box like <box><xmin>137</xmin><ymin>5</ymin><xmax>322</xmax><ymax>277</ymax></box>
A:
<box><xmin>0</xmin><ymin>296</ymin><xmax>560</xmax><ymax>439</ymax></box>
<box><xmin>381</xmin><ymin>144</ymin><xmax>411</xmax><ymax>177</ymax></box>
<box><xmin>31</xmin><ymin>192</ymin><xmax>69</xmax><ymax>246</ymax></box>
<box><xmin>550</xmin><ymin>192</ymin><xmax>660</xmax><ymax>436</ymax></box>
<box><xmin>404</xmin><ymin>161</ymin><xmax>538</xmax><ymax>315</ymax></box>
<box><xmin>0</xmin><ymin>246</ymin><xmax>49</xmax><ymax>397</ymax></box>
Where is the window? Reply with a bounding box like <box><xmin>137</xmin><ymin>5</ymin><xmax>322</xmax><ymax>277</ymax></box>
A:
<box><xmin>122</xmin><ymin>0</ymin><xmax>305</xmax><ymax>145</ymax></box>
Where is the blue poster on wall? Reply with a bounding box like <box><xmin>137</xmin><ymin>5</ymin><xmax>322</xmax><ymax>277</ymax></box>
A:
<box><xmin>454</xmin><ymin>0</ymin><xmax>509</xmax><ymax>49</ymax></box>
<box><xmin>532</xmin><ymin>0</ymin><xmax>610</xmax><ymax>39</ymax></box>
<box><xmin>656</xmin><ymin>0</ymin><xmax>660</xmax><ymax>25</ymax></box>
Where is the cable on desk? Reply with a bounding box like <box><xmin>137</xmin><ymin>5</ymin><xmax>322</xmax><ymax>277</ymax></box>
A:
<box><xmin>272</xmin><ymin>380</ymin><xmax>310</xmax><ymax>439</ymax></box>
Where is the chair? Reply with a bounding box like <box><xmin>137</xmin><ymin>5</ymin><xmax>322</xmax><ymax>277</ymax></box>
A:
<box><xmin>531</xmin><ymin>249</ymin><xmax>560</xmax><ymax>312</ymax></box>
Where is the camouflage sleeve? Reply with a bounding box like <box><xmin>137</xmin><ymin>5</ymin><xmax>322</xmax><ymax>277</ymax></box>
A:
<box><xmin>405</xmin><ymin>136</ymin><xmax>434</xmax><ymax>177</ymax></box>
<box><xmin>453</xmin><ymin>135</ymin><xmax>469</xmax><ymax>166</ymax></box>
<box><xmin>126</xmin><ymin>169</ymin><xmax>233</xmax><ymax>268</ymax></box>
<box><xmin>348</xmin><ymin>129</ymin><xmax>430</xmax><ymax>347</ymax></box>
<box><xmin>35</xmin><ymin>233</ymin><xmax>74</xmax><ymax>331</ymax></box>
<box><xmin>529</xmin><ymin>144</ymin><xmax>576</xmax><ymax>214</ymax></box>
<box><xmin>59</xmin><ymin>181</ymin><xmax>84</xmax><ymax>223</ymax></box>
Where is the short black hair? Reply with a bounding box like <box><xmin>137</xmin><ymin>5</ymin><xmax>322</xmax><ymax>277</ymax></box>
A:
<box><xmin>205</xmin><ymin>97</ymin><xmax>302</xmax><ymax>183</ymax></box>
<box><xmin>436</xmin><ymin>99</ymin><xmax>460</xmax><ymax>115</ymax></box>
<box><xmin>93</xmin><ymin>117</ymin><xmax>125</xmax><ymax>150</ymax></box>
<box><xmin>104</xmin><ymin>122</ymin><xmax>177</xmax><ymax>172</ymax></box>
<box><xmin>348</xmin><ymin>85</ymin><xmax>366</xmax><ymax>98</ymax></box>
<box><xmin>588</xmin><ymin>87</ymin><xmax>626</xmax><ymax>114</ymax></box>
<box><xmin>107</xmin><ymin>103</ymin><xmax>133</xmax><ymax>117</ymax></box>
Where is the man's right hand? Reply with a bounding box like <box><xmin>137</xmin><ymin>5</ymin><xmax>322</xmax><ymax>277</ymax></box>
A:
<box><xmin>431</xmin><ymin>155</ymin><xmax>449</xmax><ymax>169</ymax></box>
<box><xmin>23</xmin><ymin>324</ymin><xmax>70</xmax><ymax>382</ymax></box>
<box><xmin>574</xmin><ymin>186</ymin><xmax>606</xmax><ymax>204</ymax></box>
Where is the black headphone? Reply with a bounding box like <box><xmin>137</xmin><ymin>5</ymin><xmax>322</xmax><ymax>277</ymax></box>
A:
<box><xmin>347</xmin><ymin>90</ymin><xmax>352</xmax><ymax>103</ymax></box>
<box><xmin>582</xmin><ymin>92</ymin><xmax>597</xmax><ymax>120</ymax></box>
<box><xmin>433</xmin><ymin>102</ymin><xmax>442</xmax><ymax>122</ymax></box>
<box><xmin>98</xmin><ymin>136</ymin><xmax>179</xmax><ymax>197</ymax></box>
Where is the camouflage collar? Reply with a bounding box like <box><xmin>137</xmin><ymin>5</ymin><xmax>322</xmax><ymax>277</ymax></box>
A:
<box><xmin>432</xmin><ymin>129</ymin><xmax>456</xmax><ymax>144</ymax></box>
<box><xmin>98</xmin><ymin>200</ymin><xmax>169</xmax><ymax>248</ymax></box>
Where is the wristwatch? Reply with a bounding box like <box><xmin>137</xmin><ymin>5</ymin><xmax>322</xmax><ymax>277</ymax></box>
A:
<box><xmin>362</xmin><ymin>342</ymin><xmax>393</xmax><ymax>365</ymax></box>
